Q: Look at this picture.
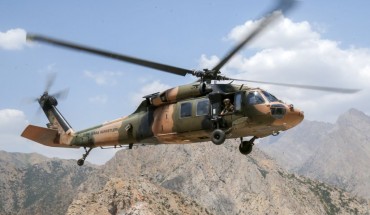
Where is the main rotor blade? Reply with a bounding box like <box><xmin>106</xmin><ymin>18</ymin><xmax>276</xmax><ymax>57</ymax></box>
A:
<box><xmin>27</xmin><ymin>34</ymin><xmax>193</xmax><ymax>77</ymax></box>
<box><xmin>229</xmin><ymin>78</ymin><xmax>360</xmax><ymax>94</ymax></box>
<box><xmin>212</xmin><ymin>0</ymin><xmax>297</xmax><ymax>72</ymax></box>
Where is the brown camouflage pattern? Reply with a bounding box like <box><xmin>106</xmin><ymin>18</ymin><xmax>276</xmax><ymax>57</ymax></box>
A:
<box><xmin>21</xmin><ymin>83</ymin><xmax>304</xmax><ymax>149</ymax></box>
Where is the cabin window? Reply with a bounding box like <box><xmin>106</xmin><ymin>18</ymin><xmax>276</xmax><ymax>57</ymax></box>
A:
<box><xmin>196</xmin><ymin>100</ymin><xmax>209</xmax><ymax>116</ymax></box>
<box><xmin>262</xmin><ymin>91</ymin><xmax>278</xmax><ymax>102</ymax></box>
<box><xmin>180</xmin><ymin>102</ymin><xmax>192</xmax><ymax>118</ymax></box>
<box><xmin>246</xmin><ymin>91</ymin><xmax>265</xmax><ymax>105</ymax></box>
<box><xmin>234</xmin><ymin>93</ymin><xmax>242</xmax><ymax>111</ymax></box>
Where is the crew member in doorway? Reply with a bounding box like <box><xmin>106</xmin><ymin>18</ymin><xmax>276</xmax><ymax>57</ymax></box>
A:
<box><xmin>220</xmin><ymin>98</ymin><xmax>234</xmax><ymax>115</ymax></box>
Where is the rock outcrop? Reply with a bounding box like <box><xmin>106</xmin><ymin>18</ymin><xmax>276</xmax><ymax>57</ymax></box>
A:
<box><xmin>90</xmin><ymin>140</ymin><xmax>369</xmax><ymax>215</ymax></box>
<box><xmin>67</xmin><ymin>178</ymin><xmax>211</xmax><ymax>215</ymax></box>
<box><xmin>0</xmin><ymin>151</ymin><xmax>96</xmax><ymax>215</ymax></box>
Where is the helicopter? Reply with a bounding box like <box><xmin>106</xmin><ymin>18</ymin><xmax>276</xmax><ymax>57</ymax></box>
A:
<box><xmin>21</xmin><ymin>0</ymin><xmax>359</xmax><ymax>166</ymax></box>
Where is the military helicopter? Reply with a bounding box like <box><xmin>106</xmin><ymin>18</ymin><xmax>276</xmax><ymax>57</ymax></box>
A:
<box><xmin>21</xmin><ymin>0</ymin><xmax>359</xmax><ymax>166</ymax></box>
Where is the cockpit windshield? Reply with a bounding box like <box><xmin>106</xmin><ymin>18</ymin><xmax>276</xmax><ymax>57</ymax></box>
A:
<box><xmin>262</xmin><ymin>90</ymin><xmax>279</xmax><ymax>102</ymax></box>
<box><xmin>246</xmin><ymin>91</ymin><xmax>265</xmax><ymax>105</ymax></box>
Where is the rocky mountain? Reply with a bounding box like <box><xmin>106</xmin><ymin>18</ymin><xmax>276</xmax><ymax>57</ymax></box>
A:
<box><xmin>0</xmin><ymin>151</ymin><xmax>48</xmax><ymax>168</ymax></box>
<box><xmin>0</xmin><ymin>151</ymin><xmax>96</xmax><ymax>215</ymax></box>
<box><xmin>2</xmin><ymin>121</ymin><xmax>370</xmax><ymax>214</ymax></box>
<box><xmin>258</xmin><ymin>108</ymin><xmax>370</xmax><ymax>199</ymax></box>
<box><xmin>79</xmin><ymin>140</ymin><xmax>369</xmax><ymax>215</ymax></box>
<box><xmin>67</xmin><ymin>178</ymin><xmax>211</xmax><ymax>215</ymax></box>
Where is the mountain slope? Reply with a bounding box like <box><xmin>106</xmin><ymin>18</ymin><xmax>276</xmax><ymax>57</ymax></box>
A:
<box><xmin>92</xmin><ymin>140</ymin><xmax>369</xmax><ymax>215</ymax></box>
<box><xmin>0</xmin><ymin>150</ymin><xmax>49</xmax><ymax>168</ymax></box>
<box><xmin>0</xmin><ymin>151</ymin><xmax>97</xmax><ymax>215</ymax></box>
<box><xmin>258</xmin><ymin>108</ymin><xmax>370</xmax><ymax>199</ymax></box>
<box><xmin>67</xmin><ymin>178</ymin><xmax>211</xmax><ymax>215</ymax></box>
<box><xmin>258</xmin><ymin>120</ymin><xmax>334</xmax><ymax>170</ymax></box>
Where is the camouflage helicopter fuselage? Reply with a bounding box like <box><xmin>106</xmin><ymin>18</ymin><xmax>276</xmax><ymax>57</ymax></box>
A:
<box><xmin>22</xmin><ymin>82</ymin><xmax>304</xmax><ymax>151</ymax></box>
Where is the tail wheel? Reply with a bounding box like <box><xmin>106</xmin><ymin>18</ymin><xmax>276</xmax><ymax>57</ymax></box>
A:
<box><xmin>239</xmin><ymin>141</ymin><xmax>253</xmax><ymax>155</ymax></box>
<box><xmin>211</xmin><ymin>129</ymin><xmax>226</xmax><ymax>145</ymax></box>
<box><xmin>77</xmin><ymin>147</ymin><xmax>93</xmax><ymax>166</ymax></box>
<box><xmin>77</xmin><ymin>159</ymin><xmax>84</xmax><ymax>166</ymax></box>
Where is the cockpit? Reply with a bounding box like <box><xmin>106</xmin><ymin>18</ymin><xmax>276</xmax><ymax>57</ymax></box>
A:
<box><xmin>246</xmin><ymin>91</ymin><xmax>265</xmax><ymax>105</ymax></box>
<box><xmin>261</xmin><ymin>90</ymin><xmax>279</xmax><ymax>102</ymax></box>
<box><xmin>245</xmin><ymin>90</ymin><xmax>280</xmax><ymax>104</ymax></box>
<box><xmin>245</xmin><ymin>90</ymin><xmax>286</xmax><ymax>119</ymax></box>
<box><xmin>208</xmin><ymin>86</ymin><xmax>303</xmax><ymax>132</ymax></box>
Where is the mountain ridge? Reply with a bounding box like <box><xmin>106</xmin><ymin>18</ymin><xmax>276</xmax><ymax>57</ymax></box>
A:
<box><xmin>258</xmin><ymin>108</ymin><xmax>370</xmax><ymax>199</ymax></box>
<box><xmin>82</xmin><ymin>140</ymin><xmax>369</xmax><ymax>215</ymax></box>
<box><xmin>0</xmin><ymin>151</ymin><xmax>97</xmax><ymax>215</ymax></box>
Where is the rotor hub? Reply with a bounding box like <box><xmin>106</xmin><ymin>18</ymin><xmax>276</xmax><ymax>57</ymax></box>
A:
<box><xmin>39</xmin><ymin>92</ymin><xmax>58</xmax><ymax>109</ymax></box>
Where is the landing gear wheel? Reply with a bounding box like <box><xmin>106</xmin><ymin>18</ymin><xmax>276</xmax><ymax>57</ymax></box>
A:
<box><xmin>239</xmin><ymin>141</ymin><xmax>253</xmax><ymax>155</ymax></box>
<box><xmin>239</xmin><ymin>136</ymin><xmax>257</xmax><ymax>155</ymax></box>
<box><xmin>77</xmin><ymin>159</ymin><xmax>85</xmax><ymax>166</ymax></box>
<box><xmin>77</xmin><ymin>147</ymin><xmax>93</xmax><ymax>166</ymax></box>
<box><xmin>211</xmin><ymin>129</ymin><xmax>226</xmax><ymax>145</ymax></box>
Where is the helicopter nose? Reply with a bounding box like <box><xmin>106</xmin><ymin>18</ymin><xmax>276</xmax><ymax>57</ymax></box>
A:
<box><xmin>284</xmin><ymin>105</ymin><xmax>304</xmax><ymax>129</ymax></box>
<box><xmin>271</xmin><ymin>104</ymin><xmax>304</xmax><ymax>129</ymax></box>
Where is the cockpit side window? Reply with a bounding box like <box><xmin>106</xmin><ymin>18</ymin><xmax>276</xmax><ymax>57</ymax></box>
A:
<box><xmin>246</xmin><ymin>91</ymin><xmax>265</xmax><ymax>105</ymax></box>
<box><xmin>262</xmin><ymin>91</ymin><xmax>278</xmax><ymax>102</ymax></box>
<box><xmin>234</xmin><ymin>93</ymin><xmax>242</xmax><ymax>111</ymax></box>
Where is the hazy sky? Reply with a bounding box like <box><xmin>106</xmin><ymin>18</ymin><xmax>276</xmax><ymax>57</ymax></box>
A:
<box><xmin>1</xmin><ymin>0</ymin><xmax>369</xmax><ymax>164</ymax></box>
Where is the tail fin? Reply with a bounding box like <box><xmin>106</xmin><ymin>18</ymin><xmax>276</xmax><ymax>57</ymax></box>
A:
<box><xmin>21</xmin><ymin>125</ymin><xmax>78</xmax><ymax>148</ymax></box>
<box><xmin>21</xmin><ymin>93</ymin><xmax>77</xmax><ymax>147</ymax></box>
<box><xmin>39</xmin><ymin>92</ymin><xmax>75</xmax><ymax>135</ymax></box>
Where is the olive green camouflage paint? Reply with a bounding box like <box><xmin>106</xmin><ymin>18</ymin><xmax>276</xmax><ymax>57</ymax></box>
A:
<box><xmin>22</xmin><ymin>83</ymin><xmax>304</xmax><ymax>149</ymax></box>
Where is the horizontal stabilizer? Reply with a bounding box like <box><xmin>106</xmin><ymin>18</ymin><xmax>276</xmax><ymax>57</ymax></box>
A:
<box><xmin>21</xmin><ymin>125</ymin><xmax>78</xmax><ymax>148</ymax></box>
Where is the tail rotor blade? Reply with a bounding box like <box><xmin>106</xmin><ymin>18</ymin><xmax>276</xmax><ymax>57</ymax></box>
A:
<box><xmin>22</xmin><ymin>97</ymin><xmax>39</xmax><ymax>105</ymax></box>
<box><xmin>51</xmin><ymin>88</ymin><xmax>69</xmax><ymax>100</ymax></box>
<box><xmin>45</xmin><ymin>73</ymin><xmax>57</xmax><ymax>93</ymax></box>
